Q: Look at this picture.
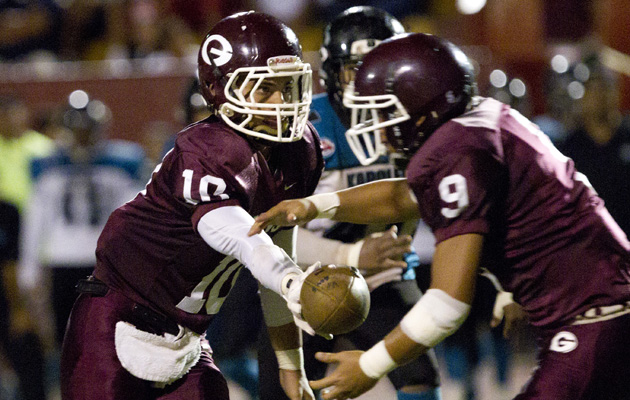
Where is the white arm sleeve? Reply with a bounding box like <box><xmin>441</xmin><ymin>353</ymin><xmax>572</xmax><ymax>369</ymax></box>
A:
<box><xmin>197</xmin><ymin>206</ymin><xmax>301</xmax><ymax>295</ymax></box>
<box><xmin>295</xmin><ymin>227</ymin><xmax>343</xmax><ymax>267</ymax></box>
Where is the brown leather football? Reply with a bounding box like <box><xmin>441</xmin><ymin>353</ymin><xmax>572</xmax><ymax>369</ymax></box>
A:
<box><xmin>300</xmin><ymin>265</ymin><xmax>370</xmax><ymax>336</ymax></box>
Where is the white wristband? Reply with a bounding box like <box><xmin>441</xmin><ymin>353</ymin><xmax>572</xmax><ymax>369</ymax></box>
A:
<box><xmin>359</xmin><ymin>340</ymin><xmax>398</xmax><ymax>379</ymax></box>
<box><xmin>300</xmin><ymin>193</ymin><xmax>340</xmax><ymax>219</ymax></box>
<box><xmin>400</xmin><ymin>289</ymin><xmax>470</xmax><ymax>348</ymax></box>
<box><xmin>492</xmin><ymin>291</ymin><xmax>514</xmax><ymax>321</ymax></box>
<box><xmin>336</xmin><ymin>240</ymin><xmax>364</xmax><ymax>268</ymax></box>
<box><xmin>275</xmin><ymin>348</ymin><xmax>304</xmax><ymax>371</ymax></box>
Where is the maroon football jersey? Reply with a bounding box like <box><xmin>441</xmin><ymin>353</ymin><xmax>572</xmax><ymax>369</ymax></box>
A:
<box><xmin>94</xmin><ymin>116</ymin><xmax>323</xmax><ymax>333</ymax></box>
<box><xmin>406</xmin><ymin>97</ymin><xmax>630</xmax><ymax>329</ymax></box>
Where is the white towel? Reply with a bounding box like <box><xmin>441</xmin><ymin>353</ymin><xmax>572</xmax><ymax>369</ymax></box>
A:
<box><xmin>115</xmin><ymin>321</ymin><xmax>202</xmax><ymax>384</ymax></box>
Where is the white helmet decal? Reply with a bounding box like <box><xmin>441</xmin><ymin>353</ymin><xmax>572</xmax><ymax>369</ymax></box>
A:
<box><xmin>201</xmin><ymin>35</ymin><xmax>233</xmax><ymax>67</ymax></box>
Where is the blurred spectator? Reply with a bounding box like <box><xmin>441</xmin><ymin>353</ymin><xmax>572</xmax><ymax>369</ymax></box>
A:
<box><xmin>101</xmin><ymin>0</ymin><xmax>197</xmax><ymax>61</ymax></box>
<box><xmin>57</xmin><ymin>0</ymin><xmax>110</xmax><ymax>60</ymax></box>
<box><xmin>532</xmin><ymin>57</ymin><xmax>578</xmax><ymax>146</ymax></box>
<box><xmin>18</xmin><ymin>90</ymin><xmax>144</xmax><ymax>354</ymax></box>
<box><xmin>60</xmin><ymin>0</ymin><xmax>198</xmax><ymax>63</ymax></box>
<box><xmin>138</xmin><ymin>119</ymin><xmax>177</xmax><ymax>182</ymax></box>
<box><xmin>0</xmin><ymin>0</ymin><xmax>62</xmax><ymax>61</ymax></box>
<box><xmin>0</xmin><ymin>94</ymin><xmax>54</xmax><ymax>212</ymax></box>
<box><xmin>559</xmin><ymin>56</ymin><xmax>630</xmax><ymax>236</ymax></box>
<box><xmin>139</xmin><ymin>78</ymin><xmax>211</xmax><ymax>182</ymax></box>
<box><xmin>182</xmin><ymin>78</ymin><xmax>212</xmax><ymax>124</ymax></box>
<box><xmin>167</xmin><ymin>0</ymin><xmax>248</xmax><ymax>36</ymax></box>
<box><xmin>0</xmin><ymin>200</ymin><xmax>47</xmax><ymax>400</ymax></box>
<box><xmin>314</xmin><ymin>0</ymin><xmax>430</xmax><ymax>22</ymax></box>
<box><xmin>486</xmin><ymin>69</ymin><xmax>532</xmax><ymax>118</ymax></box>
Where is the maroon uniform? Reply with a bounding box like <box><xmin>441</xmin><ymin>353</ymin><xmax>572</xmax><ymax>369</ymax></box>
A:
<box><xmin>61</xmin><ymin>116</ymin><xmax>323</xmax><ymax>399</ymax></box>
<box><xmin>407</xmin><ymin>97</ymin><xmax>630</xmax><ymax>398</ymax></box>
<box><xmin>343</xmin><ymin>33</ymin><xmax>630</xmax><ymax>400</ymax></box>
<box><xmin>94</xmin><ymin>117</ymin><xmax>322</xmax><ymax>333</ymax></box>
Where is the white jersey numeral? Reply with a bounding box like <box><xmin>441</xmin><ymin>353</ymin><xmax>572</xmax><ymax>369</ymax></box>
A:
<box><xmin>176</xmin><ymin>257</ymin><xmax>242</xmax><ymax>315</ymax></box>
<box><xmin>140</xmin><ymin>163</ymin><xmax>162</xmax><ymax>196</ymax></box>
<box><xmin>439</xmin><ymin>174</ymin><xmax>469</xmax><ymax>218</ymax></box>
<box><xmin>182</xmin><ymin>169</ymin><xmax>229</xmax><ymax>205</ymax></box>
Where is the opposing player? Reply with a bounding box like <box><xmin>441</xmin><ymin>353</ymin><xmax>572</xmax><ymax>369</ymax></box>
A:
<box><xmin>61</xmin><ymin>12</ymin><xmax>323</xmax><ymax>400</ymax></box>
<box><xmin>250</xmin><ymin>33</ymin><xmax>630</xmax><ymax>400</ymax></box>
<box><xmin>258</xmin><ymin>7</ymin><xmax>441</xmax><ymax>400</ymax></box>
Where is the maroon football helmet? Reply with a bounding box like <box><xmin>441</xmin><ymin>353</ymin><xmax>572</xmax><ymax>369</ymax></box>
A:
<box><xmin>197</xmin><ymin>11</ymin><xmax>312</xmax><ymax>143</ymax></box>
<box><xmin>343</xmin><ymin>33</ymin><xmax>477</xmax><ymax>164</ymax></box>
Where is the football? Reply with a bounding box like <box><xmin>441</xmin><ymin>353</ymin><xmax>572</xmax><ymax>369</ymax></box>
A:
<box><xmin>300</xmin><ymin>265</ymin><xmax>370</xmax><ymax>336</ymax></box>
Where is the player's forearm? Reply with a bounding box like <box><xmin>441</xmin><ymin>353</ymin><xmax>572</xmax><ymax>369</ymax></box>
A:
<box><xmin>385</xmin><ymin>325</ymin><xmax>431</xmax><ymax>365</ymax></box>
<box><xmin>268</xmin><ymin>322</ymin><xmax>305</xmax><ymax>372</ymax></box>
<box><xmin>267</xmin><ymin>322</ymin><xmax>302</xmax><ymax>351</ymax></box>
<box><xmin>334</xmin><ymin>178</ymin><xmax>420</xmax><ymax>224</ymax></box>
<box><xmin>198</xmin><ymin>206</ymin><xmax>301</xmax><ymax>295</ymax></box>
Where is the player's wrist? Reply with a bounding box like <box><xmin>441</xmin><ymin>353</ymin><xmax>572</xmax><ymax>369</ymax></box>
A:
<box><xmin>359</xmin><ymin>340</ymin><xmax>398</xmax><ymax>379</ymax></box>
<box><xmin>336</xmin><ymin>240</ymin><xmax>364</xmax><ymax>268</ymax></box>
<box><xmin>281</xmin><ymin>271</ymin><xmax>301</xmax><ymax>296</ymax></box>
<box><xmin>275</xmin><ymin>348</ymin><xmax>304</xmax><ymax>371</ymax></box>
<box><xmin>299</xmin><ymin>193</ymin><xmax>340</xmax><ymax>219</ymax></box>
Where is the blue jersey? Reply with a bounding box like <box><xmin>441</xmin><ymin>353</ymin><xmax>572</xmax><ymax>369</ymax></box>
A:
<box><xmin>309</xmin><ymin>93</ymin><xmax>362</xmax><ymax>170</ymax></box>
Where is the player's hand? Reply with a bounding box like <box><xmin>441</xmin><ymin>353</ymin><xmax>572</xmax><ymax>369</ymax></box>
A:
<box><xmin>284</xmin><ymin>262</ymin><xmax>333</xmax><ymax>340</ymax></box>
<box><xmin>248</xmin><ymin>199</ymin><xmax>318</xmax><ymax>236</ymax></box>
<box><xmin>310</xmin><ymin>350</ymin><xmax>378</xmax><ymax>400</ymax></box>
<box><xmin>279</xmin><ymin>368</ymin><xmax>315</xmax><ymax>400</ymax></box>
<box><xmin>491</xmin><ymin>291</ymin><xmax>528</xmax><ymax>338</ymax></box>
<box><xmin>359</xmin><ymin>226</ymin><xmax>412</xmax><ymax>275</ymax></box>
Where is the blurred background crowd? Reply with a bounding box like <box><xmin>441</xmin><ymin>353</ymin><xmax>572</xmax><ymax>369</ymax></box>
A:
<box><xmin>0</xmin><ymin>0</ymin><xmax>628</xmax><ymax>399</ymax></box>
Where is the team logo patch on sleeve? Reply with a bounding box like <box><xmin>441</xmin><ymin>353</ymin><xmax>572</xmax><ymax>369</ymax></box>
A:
<box><xmin>321</xmin><ymin>138</ymin><xmax>336</xmax><ymax>158</ymax></box>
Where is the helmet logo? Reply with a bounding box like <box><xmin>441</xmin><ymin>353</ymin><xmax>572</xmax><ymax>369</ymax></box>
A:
<box><xmin>350</xmin><ymin>39</ymin><xmax>381</xmax><ymax>56</ymax></box>
<box><xmin>201</xmin><ymin>34</ymin><xmax>233</xmax><ymax>67</ymax></box>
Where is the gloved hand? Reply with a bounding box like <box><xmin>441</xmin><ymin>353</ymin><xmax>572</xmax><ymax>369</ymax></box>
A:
<box><xmin>283</xmin><ymin>262</ymin><xmax>333</xmax><ymax>340</ymax></box>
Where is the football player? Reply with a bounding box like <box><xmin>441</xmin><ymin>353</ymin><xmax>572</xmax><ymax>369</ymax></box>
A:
<box><xmin>257</xmin><ymin>7</ymin><xmax>442</xmax><ymax>400</ymax></box>
<box><xmin>60</xmin><ymin>12</ymin><xmax>323</xmax><ymax>400</ymax></box>
<box><xmin>250</xmin><ymin>33</ymin><xmax>630</xmax><ymax>400</ymax></box>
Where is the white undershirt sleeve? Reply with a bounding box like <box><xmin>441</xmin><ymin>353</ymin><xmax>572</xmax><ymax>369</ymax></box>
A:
<box><xmin>295</xmin><ymin>227</ymin><xmax>342</xmax><ymax>267</ymax></box>
<box><xmin>197</xmin><ymin>206</ymin><xmax>301</xmax><ymax>295</ymax></box>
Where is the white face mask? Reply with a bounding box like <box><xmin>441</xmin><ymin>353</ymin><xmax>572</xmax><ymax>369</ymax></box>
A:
<box><xmin>343</xmin><ymin>81</ymin><xmax>410</xmax><ymax>165</ymax></box>
<box><xmin>218</xmin><ymin>56</ymin><xmax>313</xmax><ymax>143</ymax></box>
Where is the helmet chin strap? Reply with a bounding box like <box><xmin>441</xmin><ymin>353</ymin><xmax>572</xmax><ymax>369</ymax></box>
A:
<box><xmin>252</xmin><ymin>120</ymin><xmax>290</xmax><ymax>135</ymax></box>
<box><xmin>252</xmin><ymin>124</ymin><xmax>279</xmax><ymax>135</ymax></box>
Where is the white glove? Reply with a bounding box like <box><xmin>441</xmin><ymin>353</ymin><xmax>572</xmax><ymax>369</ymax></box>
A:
<box><xmin>283</xmin><ymin>262</ymin><xmax>333</xmax><ymax>340</ymax></box>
